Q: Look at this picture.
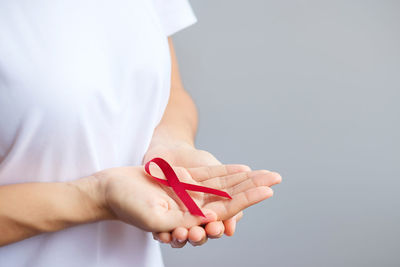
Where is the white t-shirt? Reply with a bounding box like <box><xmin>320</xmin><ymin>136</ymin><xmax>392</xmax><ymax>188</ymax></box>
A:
<box><xmin>0</xmin><ymin>1</ymin><xmax>196</xmax><ymax>266</ymax></box>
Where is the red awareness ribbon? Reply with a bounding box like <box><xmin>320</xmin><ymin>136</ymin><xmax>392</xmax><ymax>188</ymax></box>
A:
<box><xmin>144</xmin><ymin>157</ymin><xmax>232</xmax><ymax>217</ymax></box>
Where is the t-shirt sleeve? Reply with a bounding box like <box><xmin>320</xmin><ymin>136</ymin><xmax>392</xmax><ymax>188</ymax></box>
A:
<box><xmin>151</xmin><ymin>0</ymin><xmax>197</xmax><ymax>36</ymax></box>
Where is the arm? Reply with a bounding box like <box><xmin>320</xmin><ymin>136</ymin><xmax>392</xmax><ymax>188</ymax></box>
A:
<box><xmin>0</xmin><ymin>165</ymin><xmax>278</xmax><ymax>246</ymax></box>
<box><xmin>0</xmin><ymin>177</ymin><xmax>111</xmax><ymax>246</ymax></box>
<box><xmin>144</xmin><ymin>37</ymin><xmax>244</xmax><ymax>247</ymax></box>
<box><xmin>146</xmin><ymin>37</ymin><xmax>198</xmax><ymax>152</ymax></box>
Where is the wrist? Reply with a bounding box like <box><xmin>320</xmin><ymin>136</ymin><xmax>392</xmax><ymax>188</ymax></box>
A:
<box><xmin>67</xmin><ymin>176</ymin><xmax>117</xmax><ymax>222</ymax></box>
<box><xmin>149</xmin><ymin>125</ymin><xmax>196</xmax><ymax>150</ymax></box>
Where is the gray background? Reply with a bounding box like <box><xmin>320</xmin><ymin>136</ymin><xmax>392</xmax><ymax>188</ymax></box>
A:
<box><xmin>162</xmin><ymin>1</ymin><xmax>400</xmax><ymax>266</ymax></box>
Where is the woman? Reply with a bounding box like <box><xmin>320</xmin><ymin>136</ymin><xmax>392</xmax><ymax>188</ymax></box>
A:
<box><xmin>0</xmin><ymin>0</ymin><xmax>282</xmax><ymax>266</ymax></box>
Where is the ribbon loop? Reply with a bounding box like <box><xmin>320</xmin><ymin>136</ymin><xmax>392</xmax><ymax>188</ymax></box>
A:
<box><xmin>144</xmin><ymin>157</ymin><xmax>232</xmax><ymax>217</ymax></box>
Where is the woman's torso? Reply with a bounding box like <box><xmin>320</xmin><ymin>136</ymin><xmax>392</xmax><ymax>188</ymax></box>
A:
<box><xmin>0</xmin><ymin>1</ymin><xmax>171</xmax><ymax>266</ymax></box>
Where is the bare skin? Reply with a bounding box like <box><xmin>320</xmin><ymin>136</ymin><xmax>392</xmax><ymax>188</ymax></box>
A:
<box><xmin>142</xmin><ymin>37</ymin><xmax>236</xmax><ymax>247</ymax></box>
<box><xmin>144</xmin><ymin>142</ymin><xmax>249</xmax><ymax>247</ymax></box>
<box><xmin>0</xmin><ymin>162</ymin><xmax>281</xmax><ymax>246</ymax></box>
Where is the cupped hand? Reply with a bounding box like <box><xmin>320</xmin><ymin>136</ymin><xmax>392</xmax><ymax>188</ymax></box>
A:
<box><xmin>143</xmin><ymin>143</ymin><xmax>246</xmax><ymax>246</ymax></box>
<box><xmin>93</xmin><ymin>163</ymin><xmax>280</xmax><ymax>236</ymax></box>
<box><xmin>143</xmin><ymin>143</ymin><xmax>282</xmax><ymax>247</ymax></box>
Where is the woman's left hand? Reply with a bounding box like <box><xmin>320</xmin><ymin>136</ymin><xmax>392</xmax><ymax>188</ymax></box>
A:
<box><xmin>142</xmin><ymin>142</ymin><xmax>249</xmax><ymax>248</ymax></box>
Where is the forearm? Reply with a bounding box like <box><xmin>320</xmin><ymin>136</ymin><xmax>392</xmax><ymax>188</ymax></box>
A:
<box><xmin>152</xmin><ymin>88</ymin><xmax>198</xmax><ymax>147</ymax></box>
<box><xmin>0</xmin><ymin>176</ymin><xmax>111</xmax><ymax>246</ymax></box>
<box><xmin>149</xmin><ymin>37</ymin><xmax>198</xmax><ymax>148</ymax></box>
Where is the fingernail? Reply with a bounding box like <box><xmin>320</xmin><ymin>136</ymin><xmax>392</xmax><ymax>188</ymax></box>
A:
<box><xmin>173</xmin><ymin>237</ymin><xmax>184</xmax><ymax>243</ymax></box>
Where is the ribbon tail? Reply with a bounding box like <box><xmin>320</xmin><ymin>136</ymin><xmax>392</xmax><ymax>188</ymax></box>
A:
<box><xmin>181</xmin><ymin>183</ymin><xmax>232</xmax><ymax>199</ymax></box>
<box><xmin>173</xmin><ymin>185</ymin><xmax>206</xmax><ymax>217</ymax></box>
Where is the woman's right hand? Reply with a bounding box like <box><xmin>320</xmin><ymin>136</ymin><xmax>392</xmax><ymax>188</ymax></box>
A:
<box><xmin>88</xmin><ymin>163</ymin><xmax>281</xmax><ymax>233</ymax></box>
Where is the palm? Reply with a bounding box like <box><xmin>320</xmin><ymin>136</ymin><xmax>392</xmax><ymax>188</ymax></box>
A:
<box><xmin>143</xmin><ymin>144</ymin><xmax>251</xmax><ymax>242</ymax></box>
<box><xmin>100</xmin><ymin>163</ymin><xmax>277</xmax><ymax>233</ymax></box>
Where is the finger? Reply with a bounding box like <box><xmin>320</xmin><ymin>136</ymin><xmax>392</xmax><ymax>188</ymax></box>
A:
<box><xmin>202</xmin><ymin>171</ymin><xmax>250</xmax><ymax>190</ymax></box>
<box><xmin>207</xmin><ymin>186</ymin><xmax>274</xmax><ymax>221</ymax></box>
<box><xmin>202</xmin><ymin>170</ymin><xmax>281</xmax><ymax>192</ymax></box>
<box><xmin>226</xmin><ymin>171</ymin><xmax>282</xmax><ymax>196</ymax></box>
<box><xmin>171</xmin><ymin>227</ymin><xmax>188</xmax><ymax>248</ymax></box>
<box><xmin>188</xmin><ymin>226</ymin><xmax>208</xmax><ymax>246</ymax></box>
<box><xmin>187</xmin><ymin>164</ymin><xmax>251</xmax><ymax>182</ymax></box>
<box><xmin>157</xmin><ymin>232</ymin><xmax>172</xmax><ymax>243</ymax></box>
<box><xmin>163</xmin><ymin>208</ymin><xmax>218</xmax><ymax>231</ymax></box>
<box><xmin>204</xmin><ymin>221</ymin><xmax>225</xmax><ymax>239</ymax></box>
<box><xmin>171</xmin><ymin>227</ymin><xmax>189</xmax><ymax>242</ymax></box>
<box><xmin>223</xmin><ymin>216</ymin><xmax>236</xmax><ymax>236</ymax></box>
